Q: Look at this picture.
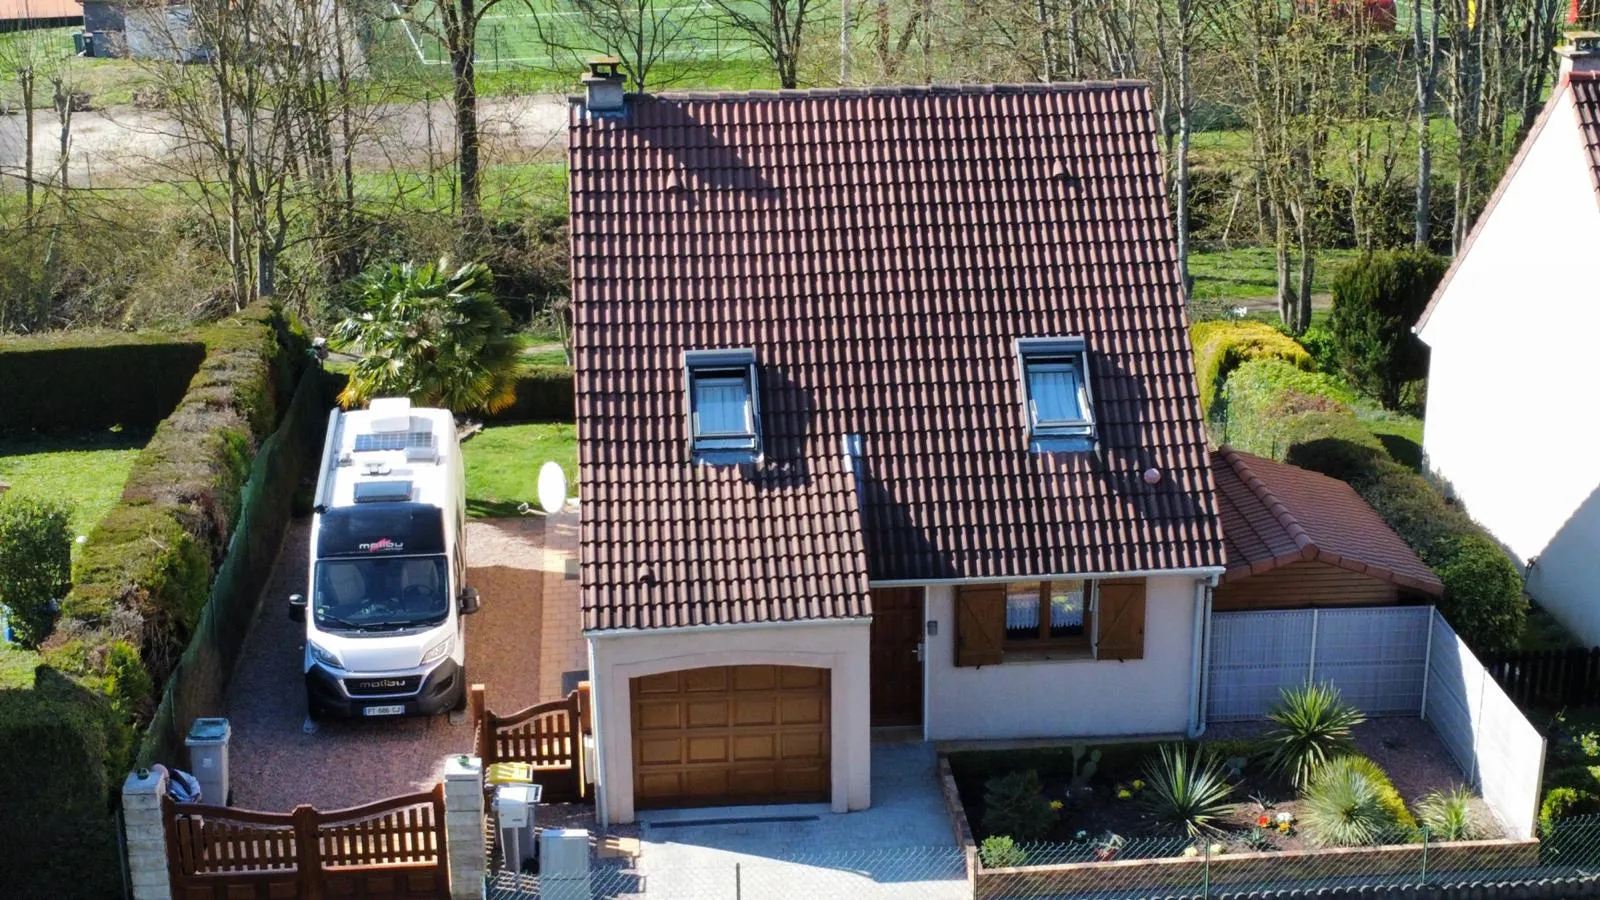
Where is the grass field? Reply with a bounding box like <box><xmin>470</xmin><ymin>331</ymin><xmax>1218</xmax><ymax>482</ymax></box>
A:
<box><xmin>0</xmin><ymin>429</ymin><xmax>150</xmax><ymax>537</ymax></box>
<box><xmin>0</xmin><ymin>642</ymin><xmax>40</xmax><ymax>689</ymax></box>
<box><xmin>462</xmin><ymin>422</ymin><xmax>576</xmax><ymax>518</ymax></box>
<box><xmin>1189</xmin><ymin>246</ymin><xmax>1365</xmax><ymax>303</ymax></box>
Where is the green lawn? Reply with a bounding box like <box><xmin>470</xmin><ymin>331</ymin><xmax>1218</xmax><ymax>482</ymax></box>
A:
<box><xmin>462</xmin><ymin>422</ymin><xmax>577</xmax><ymax>518</ymax></box>
<box><xmin>0</xmin><ymin>642</ymin><xmax>40</xmax><ymax>689</ymax></box>
<box><xmin>1189</xmin><ymin>246</ymin><xmax>1365</xmax><ymax>304</ymax></box>
<box><xmin>0</xmin><ymin>429</ymin><xmax>150</xmax><ymax>537</ymax></box>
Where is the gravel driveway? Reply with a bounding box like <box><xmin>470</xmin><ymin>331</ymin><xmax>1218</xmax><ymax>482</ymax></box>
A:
<box><xmin>224</xmin><ymin>515</ymin><xmax>549</xmax><ymax>811</ymax></box>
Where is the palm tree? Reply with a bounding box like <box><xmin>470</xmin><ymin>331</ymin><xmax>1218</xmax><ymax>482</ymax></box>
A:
<box><xmin>332</xmin><ymin>258</ymin><xmax>519</xmax><ymax>414</ymax></box>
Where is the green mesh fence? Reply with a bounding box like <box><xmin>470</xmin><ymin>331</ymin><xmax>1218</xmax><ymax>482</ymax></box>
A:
<box><xmin>138</xmin><ymin>368</ymin><xmax>327</xmax><ymax>769</ymax></box>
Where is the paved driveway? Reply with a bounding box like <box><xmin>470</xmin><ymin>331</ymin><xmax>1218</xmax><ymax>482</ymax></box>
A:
<box><xmin>629</xmin><ymin>740</ymin><xmax>969</xmax><ymax>899</ymax></box>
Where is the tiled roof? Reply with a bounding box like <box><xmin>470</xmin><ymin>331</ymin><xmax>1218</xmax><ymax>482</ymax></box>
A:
<box><xmin>1211</xmin><ymin>448</ymin><xmax>1442</xmax><ymax>595</ymax></box>
<box><xmin>571</xmin><ymin>83</ymin><xmax>1226</xmax><ymax>631</ymax></box>
<box><xmin>0</xmin><ymin>0</ymin><xmax>78</xmax><ymax>20</ymax></box>
<box><xmin>1420</xmin><ymin>71</ymin><xmax>1600</xmax><ymax>331</ymax></box>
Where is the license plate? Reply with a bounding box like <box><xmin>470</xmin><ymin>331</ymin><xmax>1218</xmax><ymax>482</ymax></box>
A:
<box><xmin>363</xmin><ymin>705</ymin><xmax>405</xmax><ymax>717</ymax></box>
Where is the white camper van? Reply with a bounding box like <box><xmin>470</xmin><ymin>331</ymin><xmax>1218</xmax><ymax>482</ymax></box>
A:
<box><xmin>290</xmin><ymin>397</ymin><xmax>479</xmax><ymax>720</ymax></box>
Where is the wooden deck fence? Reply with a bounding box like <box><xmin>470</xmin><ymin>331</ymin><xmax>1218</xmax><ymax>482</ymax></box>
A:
<box><xmin>469</xmin><ymin>682</ymin><xmax>592</xmax><ymax>803</ymax></box>
<box><xmin>162</xmin><ymin>783</ymin><xmax>449</xmax><ymax>900</ymax></box>
<box><xmin>1484</xmin><ymin>646</ymin><xmax>1600</xmax><ymax>709</ymax></box>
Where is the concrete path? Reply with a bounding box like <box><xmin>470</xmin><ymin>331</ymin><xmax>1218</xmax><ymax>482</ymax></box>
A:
<box><xmin>630</xmin><ymin>740</ymin><xmax>969</xmax><ymax>899</ymax></box>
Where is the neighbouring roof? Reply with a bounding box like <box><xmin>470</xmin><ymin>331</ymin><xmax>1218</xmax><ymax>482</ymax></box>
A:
<box><xmin>571</xmin><ymin>83</ymin><xmax>1225</xmax><ymax>631</ymax></box>
<box><xmin>1211</xmin><ymin>448</ymin><xmax>1442</xmax><ymax>595</ymax></box>
<box><xmin>1418</xmin><ymin>70</ymin><xmax>1600</xmax><ymax>331</ymax></box>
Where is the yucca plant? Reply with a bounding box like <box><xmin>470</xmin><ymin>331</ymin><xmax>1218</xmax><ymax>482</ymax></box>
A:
<box><xmin>1141</xmin><ymin>744</ymin><xmax>1238</xmax><ymax>838</ymax></box>
<box><xmin>332</xmin><ymin>258</ymin><xmax>521</xmax><ymax>415</ymax></box>
<box><xmin>1417</xmin><ymin>786</ymin><xmax>1486</xmax><ymax>841</ymax></box>
<box><xmin>1260</xmin><ymin>681</ymin><xmax>1365</xmax><ymax>788</ymax></box>
<box><xmin>1301</xmin><ymin>755</ymin><xmax>1400</xmax><ymax>847</ymax></box>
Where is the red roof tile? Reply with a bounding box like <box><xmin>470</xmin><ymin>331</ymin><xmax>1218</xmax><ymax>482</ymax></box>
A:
<box><xmin>571</xmin><ymin>83</ymin><xmax>1226</xmax><ymax>631</ymax></box>
<box><xmin>1212</xmin><ymin>448</ymin><xmax>1442</xmax><ymax>595</ymax></box>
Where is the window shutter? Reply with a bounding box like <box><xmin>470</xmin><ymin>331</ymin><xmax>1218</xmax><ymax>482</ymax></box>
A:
<box><xmin>956</xmin><ymin>585</ymin><xmax>1006</xmax><ymax>667</ymax></box>
<box><xmin>1095</xmin><ymin>578</ymin><xmax>1147</xmax><ymax>661</ymax></box>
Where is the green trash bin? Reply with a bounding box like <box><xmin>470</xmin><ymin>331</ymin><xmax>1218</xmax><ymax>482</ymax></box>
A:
<box><xmin>72</xmin><ymin>32</ymin><xmax>85</xmax><ymax>55</ymax></box>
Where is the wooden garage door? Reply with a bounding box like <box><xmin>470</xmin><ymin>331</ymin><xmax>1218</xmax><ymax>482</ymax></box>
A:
<box><xmin>631</xmin><ymin>665</ymin><xmax>830</xmax><ymax>809</ymax></box>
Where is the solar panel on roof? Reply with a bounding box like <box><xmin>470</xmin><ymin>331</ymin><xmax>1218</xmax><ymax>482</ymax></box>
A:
<box><xmin>353</xmin><ymin>480</ymin><xmax>413</xmax><ymax>503</ymax></box>
<box><xmin>354</xmin><ymin>431</ymin><xmax>434</xmax><ymax>453</ymax></box>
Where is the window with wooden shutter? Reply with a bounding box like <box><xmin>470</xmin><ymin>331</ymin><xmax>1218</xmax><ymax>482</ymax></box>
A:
<box><xmin>1094</xmin><ymin>578</ymin><xmax>1147</xmax><ymax>661</ymax></box>
<box><xmin>955</xmin><ymin>585</ymin><xmax>1006</xmax><ymax>667</ymax></box>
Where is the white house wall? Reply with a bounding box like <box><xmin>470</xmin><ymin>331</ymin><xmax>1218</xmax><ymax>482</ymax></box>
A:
<box><xmin>1419</xmin><ymin>87</ymin><xmax>1600</xmax><ymax>643</ymax></box>
<box><xmin>923</xmin><ymin>576</ymin><xmax>1202</xmax><ymax>740</ymax></box>
<box><xmin>586</xmin><ymin>620</ymin><xmax>872</xmax><ymax>825</ymax></box>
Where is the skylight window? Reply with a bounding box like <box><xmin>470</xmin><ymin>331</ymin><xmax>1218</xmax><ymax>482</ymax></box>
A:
<box><xmin>684</xmin><ymin>348</ymin><xmax>761</xmax><ymax>464</ymax></box>
<box><xmin>1017</xmin><ymin>336</ymin><xmax>1095</xmax><ymax>453</ymax></box>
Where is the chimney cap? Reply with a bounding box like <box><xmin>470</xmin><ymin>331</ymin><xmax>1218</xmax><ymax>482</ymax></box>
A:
<box><xmin>586</xmin><ymin>56</ymin><xmax>624</xmax><ymax>80</ymax></box>
<box><xmin>1565</xmin><ymin>31</ymin><xmax>1600</xmax><ymax>55</ymax></box>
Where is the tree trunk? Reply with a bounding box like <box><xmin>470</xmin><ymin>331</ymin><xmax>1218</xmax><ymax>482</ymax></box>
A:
<box><xmin>445</xmin><ymin>0</ymin><xmax>483</xmax><ymax>237</ymax></box>
<box><xmin>1174</xmin><ymin>0</ymin><xmax>1192</xmax><ymax>294</ymax></box>
<box><xmin>1412</xmin><ymin>0</ymin><xmax>1437</xmax><ymax>248</ymax></box>
<box><xmin>20</xmin><ymin>69</ymin><xmax>34</xmax><ymax>224</ymax></box>
<box><xmin>1037</xmin><ymin>0</ymin><xmax>1057</xmax><ymax>81</ymax></box>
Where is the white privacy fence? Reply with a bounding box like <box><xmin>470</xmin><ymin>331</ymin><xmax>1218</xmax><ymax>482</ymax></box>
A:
<box><xmin>1205</xmin><ymin>605</ymin><xmax>1544</xmax><ymax>839</ymax></box>
<box><xmin>1423</xmin><ymin>609</ymin><xmax>1546</xmax><ymax>839</ymax></box>
<box><xmin>1207</xmin><ymin>606</ymin><xmax>1432</xmax><ymax>722</ymax></box>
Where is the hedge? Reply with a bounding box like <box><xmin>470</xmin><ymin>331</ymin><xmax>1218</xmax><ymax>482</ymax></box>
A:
<box><xmin>0</xmin><ymin>304</ymin><xmax>309</xmax><ymax>898</ymax></box>
<box><xmin>1218</xmin><ymin>359</ymin><xmax>1359</xmax><ymax>457</ymax></box>
<box><xmin>1191</xmin><ymin>320</ymin><xmax>1314</xmax><ymax>419</ymax></box>
<box><xmin>0</xmin><ymin>332</ymin><xmax>205</xmax><ymax>433</ymax></box>
<box><xmin>323</xmin><ymin>364</ymin><xmax>574</xmax><ymax>423</ymax></box>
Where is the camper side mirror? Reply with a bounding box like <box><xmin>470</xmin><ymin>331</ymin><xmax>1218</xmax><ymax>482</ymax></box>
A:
<box><xmin>458</xmin><ymin>587</ymin><xmax>481</xmax><ymax>616</ymax></box>
<box><xmin>288</xmin><ymin>593</ymin><xmax>306</xmax><ymax>622</ymax></box>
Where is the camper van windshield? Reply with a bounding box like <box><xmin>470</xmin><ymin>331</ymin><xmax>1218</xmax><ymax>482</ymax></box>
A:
<box><xmin>313</xmin><ymin>556</ymin><xmax>449</xmax><ymax>631</ymax></box>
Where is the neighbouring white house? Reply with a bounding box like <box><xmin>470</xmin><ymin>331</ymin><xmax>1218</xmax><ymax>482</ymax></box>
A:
<box><xmin>1416</xmin><ymin>34</ymin><xmax>1600</xmax><ymax>644</ymax></box>
<box><xmin>567</xmin><ymin>64</ymin><xmax>1232</xmax><ymax>825</ymax></box>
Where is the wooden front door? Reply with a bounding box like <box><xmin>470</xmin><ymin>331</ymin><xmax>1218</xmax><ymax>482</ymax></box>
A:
<box><xmin>870</xmin><ymin>587</ymin><xmax>924</xmax><ymax>726</ymax></box>
<box><xmin>631</xmin><ymin>665</ymin><xmax>830</xmax><ymax>809</ymax></box>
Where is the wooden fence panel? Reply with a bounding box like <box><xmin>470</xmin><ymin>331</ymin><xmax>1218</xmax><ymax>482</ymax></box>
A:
<box><xmin>474</xmin><ymin>684</ymin><xmax>588</xmax><ymax>803</ymax></box>
<box><xmin>1483</xmin><ymin>647</ymin><xmax>1600</xmax><ymax>708</ymax></box>
<box><xmin>163</xmin><ymin>785</ymin><xmax>449</xmax><ymax>900</ymax></box>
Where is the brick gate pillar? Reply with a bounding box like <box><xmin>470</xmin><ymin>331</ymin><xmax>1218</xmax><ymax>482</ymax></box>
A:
<box><xmin>442</xmin><ymin>754</ymin><xmax>486</xmax><ymax>900</ymax></box>
<box><xmin>122</xmin><ymin>767</ymin><xmax>172</xmax><ymax>900</ymax></box>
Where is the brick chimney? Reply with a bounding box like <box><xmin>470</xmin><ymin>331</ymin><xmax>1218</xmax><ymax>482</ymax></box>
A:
<box><xmin>582</xmin><ymin>57</ymin><xmax>626</xmax><ymax>113</ymax></box>
<box><xmin>1560</xmin><ymin>32</ymin><xmax>1600</xmax><ymax>79</ymax></box>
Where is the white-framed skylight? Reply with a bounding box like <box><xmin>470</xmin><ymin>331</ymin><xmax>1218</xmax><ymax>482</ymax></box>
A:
<box><xmin>1017</xmin><ymin>336</ymin><xmax>1096</xmax><ymax>453</ymax></box>
<box><xmin>684</xmin><ymin>348</ymin><xmax>762</xmax><ymax>465</ymax></box>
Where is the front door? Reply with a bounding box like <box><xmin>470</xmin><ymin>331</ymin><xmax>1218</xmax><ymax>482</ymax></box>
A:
<box><xmin>870</xmin><ymin>587</ymin><xmax>924</xmax><ymax>726</ymax></box>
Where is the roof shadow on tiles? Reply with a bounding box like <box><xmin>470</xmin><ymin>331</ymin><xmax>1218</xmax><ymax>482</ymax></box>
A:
<box><xmin>1092</xmin><ymin>351</ymin><xmax>1217</xmax><ymax>536</ymax></box>
<box><xmin>857</xmin><ymin>470</ymin><xmax>964</xmax><ymax>582</ymax></box>
<box><xmin>754</xmin><ymin>366</ymin><xmax>815</xmax><ymax>478</ymax></box>
<box><xmin>627</xmin><ymin>97</ymin><xmax>775</xmax><ymax>195</ymax></box>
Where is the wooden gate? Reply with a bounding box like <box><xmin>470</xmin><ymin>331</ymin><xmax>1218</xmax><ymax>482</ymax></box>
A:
<box><xmin>163</xmin><ymin>783</ymin><xmax>450</xmax><ymax>900</ymax></box>
<box><xmin>470</xmin><ymin>683</ymin><xmax>590</xmax><ymax>802</ymax></box>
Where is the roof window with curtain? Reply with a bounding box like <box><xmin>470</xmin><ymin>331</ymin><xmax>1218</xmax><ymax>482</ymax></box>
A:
<box><xmin>684</xmin><ymin>348</ymin><xmax>762</xmax><ymax>465</ymax></box>
<box><xmin>1017</xmin><ymin>336</ymin><xmax>1096</xmax><ymax>453</ymax></box>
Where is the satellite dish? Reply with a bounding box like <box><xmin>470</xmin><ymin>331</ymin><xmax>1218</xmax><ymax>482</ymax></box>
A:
<box><xmin>537</xmin><ymin>461</ymin><xmax>568</xmax><ymax>514</ymax></box>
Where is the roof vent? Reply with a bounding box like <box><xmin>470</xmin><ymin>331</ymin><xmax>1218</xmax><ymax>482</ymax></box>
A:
<box><xmin>405</xmin><ymin>444</ymin><xmax>439</xmax><ymax>464</ymax></box>
<box><xmin>368</xmin><ymin>397</ymin><xmax>412</xmax><ymax>433</ymax></box>
<box><xmin>583</xmin><ymin>57</ymin><xmax>626</xmax><ymax>113</ymax></box>
<box><xmin>1050</xmin><ymin>161</ymin><xmax>1071</xmax><ymax>180</ymax></box>
<box><xmin>353</xmin><ymin>480</ymin><xmax>412</xmax><ymax>503</ymax></box>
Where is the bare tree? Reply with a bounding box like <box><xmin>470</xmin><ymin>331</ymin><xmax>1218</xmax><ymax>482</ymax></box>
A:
<box><xmin>1411</xmin><ymin>0</ymin><xmax>1441</xmax><ymax>247</ymax></box>
<box><xmin>544</xmin><ymin>0</ymin><xmax>704</xmax><ymax>92</ymax></box>
<box><xmin>708</xmin><ymin>0</ymin><xmax>815</xmax><ymax>88</ymax></box>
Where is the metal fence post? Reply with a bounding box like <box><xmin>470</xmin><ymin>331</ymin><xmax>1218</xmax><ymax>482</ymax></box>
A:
<box><xmin>735</xmin><ymin>862</ymin><xmax>741</xmax><ymax>900</ymax></box>
<box><xmin>1308</xmin><ymin>608</ymin><xmax>1319</xmax><ymax>683</ymax></box>
<box><xmin>1419</xmin><ymin>825</ymin><xmax>1430</xmax><ymax>885</ymax></box>
<box><xmin>1202</xmin><ymin>843</ymin><xmax>1211</xmax><ymax>899</ymax></box>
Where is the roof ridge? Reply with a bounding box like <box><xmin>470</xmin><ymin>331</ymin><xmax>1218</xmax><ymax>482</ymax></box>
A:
<box><xmin>1220</xmin><ymin>447</ymin><xmax>1317</xmax><ymax>557</ymax></box>
<box><xmin>631</xmin><ymin>80</ymin><xmax>1151</xmax><ymax>103</ymax></box>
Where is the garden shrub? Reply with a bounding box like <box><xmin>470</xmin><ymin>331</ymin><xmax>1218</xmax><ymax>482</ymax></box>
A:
<box><xmin>1190</xmin><ymin>320</ymin><xmax>1314</xmax><ymax>419</ymax></box>
<box><xmin>1327</xmin><ymin>249</ymin><xmax>1446</xmax><ymax>410</ymax></box>
<box><xmin>1283</xmin><ymin>431</ymin><xmax>1389</xmax><ymax>482</ymax></box>
<box><xmin>982</xmin><ymin>769</ymin><xmax>1057</xmax><ymax>842</ymax></box>
<box><xmin>1260</xmin><ymin>682</ymin><xmax>1364</xmax><ymax>789</ymax></box>
<box><xmin>1432</xmin><ymin>533</ymin><xmax>1527</xmax><ymax>654</ymax></box>
<box><xmin>0</xmin><ymin>334</ymin><xmax>205</xmax><ymax>434</ymax></box>
<box><xmin>322</xmin><ymin>365</ymin><xmax>574</xmax><ymax>423</ymax></box>
<box><xmin>1418</xmin><ymin>786</ymin><xmax>1487</xmax><ymax>840</ymax></box>
<box><xmin>1541</xmin><ymin>786</ymin><xmax>1600</xmax><ymax>837</ymax></box>
<box><xmin>1301</xmin><ymin>755</ymin><xmax>1411</xmax><ymax>847</ymax></box>
<box><xmin>1297</xmin><ymin>324</ymin><xmax>1339</xmax><ymax>373</ymax></box>
<box><xmin>0</xmin><ymin>496</ymin><xmax>73</xmax><ymax>647</ymax></box>
<box><xmin>979</xmin><ymin>835</ymin><xmax>1028</xmax><ymax>869</ymax></box>
<box><xmin>1141</xmin><ymin>743</ymin><xmax>1237</xmax><ymax>837</ymax></box>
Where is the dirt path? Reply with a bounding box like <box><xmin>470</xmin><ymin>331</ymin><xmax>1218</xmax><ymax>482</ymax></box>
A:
<box><xmin>224</xmin><ymin>515</ymin><xmax>549</xmax><ymax>811</ymax></box>
<box><xmin>0</xmin><ymin>93</ymin><xmax>571</xmax><ymax>189</ymax></box>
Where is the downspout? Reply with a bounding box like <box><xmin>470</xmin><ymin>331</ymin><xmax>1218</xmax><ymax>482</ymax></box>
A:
<box><xmin>587</xmin><ymin>636</ymin><xmax>608</xmax><ymax>829</ymax></box>
<box><xmin>1187</xmin><ymin>575</ymin><xmax>1218</xmax><ymax>739</ymax></box>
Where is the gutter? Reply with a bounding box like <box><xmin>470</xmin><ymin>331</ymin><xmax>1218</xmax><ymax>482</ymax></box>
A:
<box><xmin>585</xmin><ymin>616</ymin><xmax>871</xmax><ymax>640</ymax></box>
<box><xmin>870</xmin><ymin>565</ymin><xmax>1226</xmax><ymax>588</ymax></box>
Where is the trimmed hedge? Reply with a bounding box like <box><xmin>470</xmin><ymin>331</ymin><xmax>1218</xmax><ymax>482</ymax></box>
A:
<box><xmin>0</xmin><ymin>304</ymin><xmax>309</xmax><ymax>899</ymax></box>
<box><xmin>1219</xmin><ymin>359</ymin><xmax>1359</xmax><ymax>457</ymax></box>
<box><xmin>324</xmin><ymin>364</ymin><xmax>574</xmax><ymax>423</ymax></box>
<box><xmin>1191</xmin><ymin>320</ymin><xmax>1314</xmax><ymax>419</ymax></box>
<box><xmin>0</xmin><ymin>333</ymin><xmax>205</xmax><ymax>433</ymax></box>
